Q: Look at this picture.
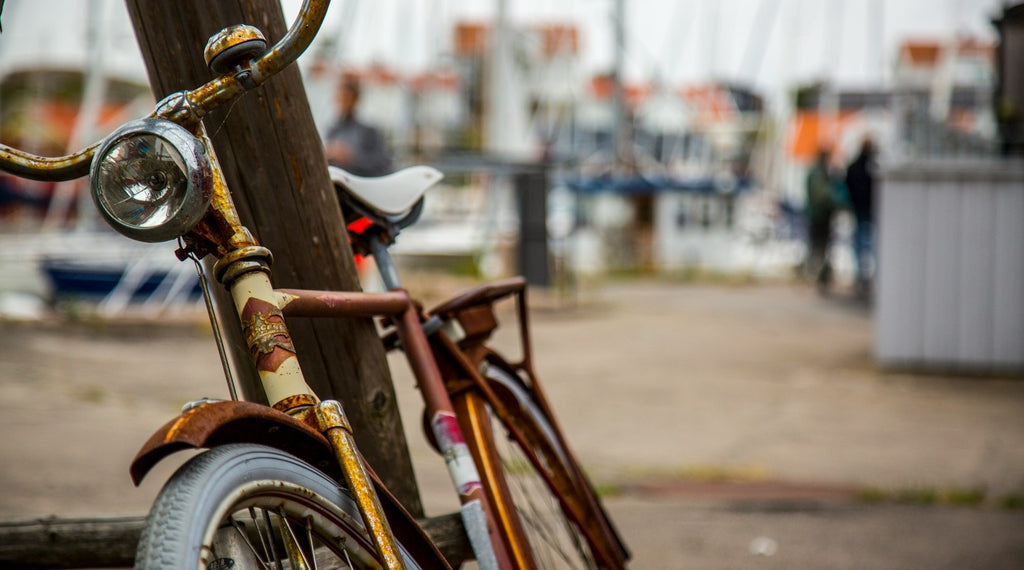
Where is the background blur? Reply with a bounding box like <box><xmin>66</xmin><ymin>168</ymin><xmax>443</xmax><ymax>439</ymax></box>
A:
<box><xmin>2</xmin><ymin>0</ymin><xmax>1022</xmax><ymax>371</ymax></box>
<box><xmin>0</xmin><ymin>1</ymin><xmax>1022</xmax><ymax>568</ymax></box>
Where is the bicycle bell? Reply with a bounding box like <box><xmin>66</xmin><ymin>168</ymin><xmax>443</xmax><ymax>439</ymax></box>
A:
<box><xmin>204</xmin><ymin>24</ymin><xmax>268</xmax><ymax>74</ymax></box>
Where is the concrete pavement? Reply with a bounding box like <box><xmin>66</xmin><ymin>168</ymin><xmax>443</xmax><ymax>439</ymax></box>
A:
<box><xmin>1</xmin><ymin>279</ymin><xmax>1022</xmax><ymax>567</ymax></box>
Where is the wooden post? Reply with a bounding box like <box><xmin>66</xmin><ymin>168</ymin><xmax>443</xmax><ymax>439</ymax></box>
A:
<box><xmin>124</xmin><ymin>0</ymin><xmax>422</xmax><ymax>516</ymax></box>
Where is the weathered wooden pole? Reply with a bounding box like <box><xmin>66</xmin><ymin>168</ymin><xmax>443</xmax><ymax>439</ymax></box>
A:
<box><xmin>124</xmin><ymin>0</ymin><xmax>422</xmax><ymax>516</ymax></box>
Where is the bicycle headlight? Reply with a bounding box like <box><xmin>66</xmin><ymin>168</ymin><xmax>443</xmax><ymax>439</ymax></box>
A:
<box><xmin>90</xmin><ymin>118</ymin><xmax>213</xmax><ymax>242</ymax></box>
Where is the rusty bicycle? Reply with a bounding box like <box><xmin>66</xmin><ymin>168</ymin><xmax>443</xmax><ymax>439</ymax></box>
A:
<box><xmin>0</xmin><ymin>0</ymin><xmax>628</xmax><ymax>568</ymax></box>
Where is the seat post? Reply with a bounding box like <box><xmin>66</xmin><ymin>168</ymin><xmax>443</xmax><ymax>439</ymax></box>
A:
<box><xmin>368</xmin><ymin>232</ymin><xmax>402</xmax><ymax>291</ymax></box>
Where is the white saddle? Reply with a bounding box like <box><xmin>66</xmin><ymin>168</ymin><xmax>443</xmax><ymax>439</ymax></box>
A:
<box><xmin>328</xmin><ymin>165</ymin><xmax>443</xmax><ymax>218</ymax></box>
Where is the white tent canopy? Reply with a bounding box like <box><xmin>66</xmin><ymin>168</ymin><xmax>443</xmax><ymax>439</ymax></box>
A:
<box><xmin>0</xmin><ymin>0</ymin><xmax>147</xmax><ymax>84</ymax></box>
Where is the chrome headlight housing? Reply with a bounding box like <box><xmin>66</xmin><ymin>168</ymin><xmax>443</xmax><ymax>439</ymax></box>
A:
<box><xmin>90</xmin><ymin>118</ymin><xmax>213</xmax><ymax>242</ymax></box>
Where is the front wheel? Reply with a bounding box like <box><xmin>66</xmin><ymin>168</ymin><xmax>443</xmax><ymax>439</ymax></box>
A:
<box><xmin>134</xmin><ymin>443</ymin><xmax>423</xmax><ymax>569</ymax></box>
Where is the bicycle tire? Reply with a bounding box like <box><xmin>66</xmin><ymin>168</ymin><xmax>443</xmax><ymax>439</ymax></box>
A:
<box><xmin>134</xmin><ymin>443</ymin><xmax>424</xmax><ymax>569</ymax></box>
<box><xmin>453</xmin><ymin>357</ymin><xmax>626</xmax><ymax>569</ymax></box>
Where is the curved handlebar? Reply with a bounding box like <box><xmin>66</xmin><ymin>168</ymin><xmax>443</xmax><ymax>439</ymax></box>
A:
<box><xmin>0</xmin><ymin>0</ymin><xmax>329</xmax><ymax>182</ymax></box>
<box><xmin>0</xmin><ymin>144</ymin><xmax>98</xmax><ymax>183</ymax></box>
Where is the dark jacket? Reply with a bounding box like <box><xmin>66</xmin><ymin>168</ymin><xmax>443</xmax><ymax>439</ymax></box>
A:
<box><xmin>845</xmin><ymin>152</ymin><xmax>874</xmax><ymax>221</ymax></box>
<box><xmin>325</xmin><ymin>118</ymin><xmax>393</xmax><ymax>177</ymax></box>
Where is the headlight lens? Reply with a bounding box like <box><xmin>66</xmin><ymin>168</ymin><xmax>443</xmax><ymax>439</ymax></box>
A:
<box><xmin>91</xmin><ymin>118</ymin><xmax>212</xmax><ymax>242</ymax></box>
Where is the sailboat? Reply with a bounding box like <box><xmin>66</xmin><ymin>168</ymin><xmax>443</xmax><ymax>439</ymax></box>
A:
<box><xmin>0</xmin><ymin>0</ymin><xmax>201</xmax><ymax>319</ymax></box>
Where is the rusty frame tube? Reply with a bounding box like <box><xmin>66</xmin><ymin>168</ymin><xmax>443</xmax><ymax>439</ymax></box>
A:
<box><xmin>276</xmin><ymin>289</ymin><xmax>410</xmax><ymax>318</ymax></box>
<box><xmin>0</xmin><ymin>144</ymin><xmax>97</xmax><ymax>182</ymax></box>
<box><xmin>392</xmin><ymin>296</ymin><xmax>512</xmax><ymax>569</ymax></box>
<box><xmin>315</xmin><ymin>401</ymin><xmax>405</xmax><ymax>570</ymax></box>
<box><xmin>450</xmin><ymin>391</ymin><xmax>536</xmax><ymax>570</ymax></box>
<box><xmin>220</xmin><ymin>265</ymin><xmax>319</xmax><ymax>414</ymax></box>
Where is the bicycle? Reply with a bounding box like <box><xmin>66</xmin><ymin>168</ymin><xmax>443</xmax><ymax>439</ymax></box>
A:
<box><xmin>0</xmin><ymin>1</ymin><xmax>629</xmax><ymax>568</ymax></box>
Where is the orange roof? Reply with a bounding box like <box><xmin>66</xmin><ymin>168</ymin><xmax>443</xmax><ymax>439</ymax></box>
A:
<box><xmin>586</xmin><ymin>77</ymin><xmax>653</xmax><ymax>105</ymax></box>
<box><xmin>2</xmin><ymin>100</ymin><xmax>132</xmax><ymax>153</ymax></box>
<box><xmin>682</xmin><ymin>85</ymin><xmax>736</xmax><ymax>123</ymax></box>
<box><xmin>341</xmin><ymin>65</ymin><xmax>401</xmax><ymax>86</ymax></box>
<box><xmin>588</xmin><ymin>75</ymin><xmax>614</xmax><ymax>98</ymax></box>
<box><xmin>901</xmin><ymin>42</ymin><xmax>941</xmax><ymax>66</ymax></box>
<box><xmin>455</xmin><ymin>22</ymin><xmax>580</xmax><ymax>59</ymax></box>
<box><xmin>899</xmin><ymin>38</ymin><xmax>995</xmax><ymax>67</ymax></box>
<box><xmin>537</xmin><ymin>24</ymin><xmax>579</xmax><ymax>56</ymax></box>
<box><xmin>454</xmin><ymin>23</ymin><xmax>489</xmax><ymax>56</ymax></box>
<box><xmin>410</xmin><ymin>69</ymin><xmax>460</xmax><ymax>91</ymax></box>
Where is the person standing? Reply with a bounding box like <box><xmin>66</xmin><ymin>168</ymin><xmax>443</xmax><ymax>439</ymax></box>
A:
<box><xmin>324</xmin><ymin>76</ymin><xmax>393</xmax><ymax>177</ymax></box>
<box><xmin>805</xmin><ymin>148</ymin><xmax>837</xmax><ymax>292</ymax></box>
<box><xmin>845</xmin><ymin>138</ymin><xmax>876</xmax><ymax>297</ymax></box>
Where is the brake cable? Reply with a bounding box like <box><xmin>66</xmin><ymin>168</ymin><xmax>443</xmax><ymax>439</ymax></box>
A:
<box><xmin>184</xmin><ymin>238</ymin><xmax>239</xmax><ymax>401</ymax></box>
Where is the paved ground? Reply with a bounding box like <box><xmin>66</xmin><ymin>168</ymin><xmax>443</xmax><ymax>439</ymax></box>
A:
<box><xmin>1</xmin><ymin>279</ymin><xmax>1022</xmax><ymax>568</ymax></box>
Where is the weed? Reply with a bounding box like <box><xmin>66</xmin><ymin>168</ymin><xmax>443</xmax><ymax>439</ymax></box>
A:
<box><xmin>942</xmin><ymin>487</ymin><xmax>986</xmax><ymax>507</ymax></box>
<box><xmin>998</xmin><ymin>494</ymin><xmax>1024</xmax><ymax>510</ymax></box>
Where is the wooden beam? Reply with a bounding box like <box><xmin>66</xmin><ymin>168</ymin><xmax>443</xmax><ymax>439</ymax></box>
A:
<box><xmin>0</xmin><ymin>516</ymin><xmax>139</xmax><ymax>569</ymax></box>
<box><xmin>0</xmin><ymin>513</ymin><xmax>472</xmax><ymax>569</ymax></box>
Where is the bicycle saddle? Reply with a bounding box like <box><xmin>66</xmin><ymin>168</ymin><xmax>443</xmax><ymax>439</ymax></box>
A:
<box><xmin>328</xmin><ymin>165</ymin><xmax>443</xmax><ymax>218</ymax></box>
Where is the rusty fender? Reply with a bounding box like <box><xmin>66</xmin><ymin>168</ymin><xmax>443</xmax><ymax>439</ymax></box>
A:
<box><xmin>129</xmin><ymin>400</ymin><xmax>334</xmax><ymax>485</ymax></box>
<box><xmin>129</xmin><ymin>399</ymin><xmax>450</xmax><ymax>568</ymax></box>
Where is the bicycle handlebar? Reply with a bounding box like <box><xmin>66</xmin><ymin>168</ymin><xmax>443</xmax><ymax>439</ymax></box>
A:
<box><xmin>0</xmin><ymin>0</ymin><xmax>329</xmax><ymax>182</ymax></box>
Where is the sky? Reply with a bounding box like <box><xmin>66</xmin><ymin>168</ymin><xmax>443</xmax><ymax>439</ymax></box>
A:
<box><xmin>0</xmin><ymin>0</ymin><xmax>1010</xmax><ymax>104</ymax></box>
<box><xmin>289</xmin><ymin>0</ymin><xmax>1008</xmax><ymax>101</ymax></box>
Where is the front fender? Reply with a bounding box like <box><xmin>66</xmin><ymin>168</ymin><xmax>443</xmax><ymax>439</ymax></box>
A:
<box><xmin>130</xmin><ymin>399</ymin><xmax>453</xmax><ymax>569</ymax></box>
<box><xmin>130</xmin><ymin>400</ymin><xmax>334</xmax><ymax>485</ymax></box>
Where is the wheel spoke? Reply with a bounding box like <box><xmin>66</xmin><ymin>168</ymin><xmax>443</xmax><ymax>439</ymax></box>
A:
<box><xmin>265</xmin><ymin>509</ymin><xmax>284</xmax><ymax>570</ymax></box>
<box><xmin>250</xmin><ymin>507</ymin><xmax>273</xmax><ymax>564</ymax></box>
<box><xmin>305</xmin><ymin>517</ymin><xmax>319</xmax><ymax>570</ymax></box>
<box><xmin>503</xmin><ymin>453</ymin><xmax>580</xmax><ymax>569</ymax></box>
<box><xmin>342</xmin><ymin>539</ymin><xmax>356</xmax><ymax>569</ymax></box>
<box><xmin>278</xmin><ymin>507</ymin><xmax>311</xmax><ymax>570</ymax></box>
<box><xmin>491</xmin><ymin>407</ymin><xmax>597</xmax><ymax>569</ymax></box>
<box><xmin>228</xmin><ymin>515</ymin><xmax>274</xmax><ymax>569</ymax></box>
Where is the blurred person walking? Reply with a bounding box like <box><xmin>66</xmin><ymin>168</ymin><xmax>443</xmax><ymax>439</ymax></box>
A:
<box><xmin>804</xmin><ymin>148</ymin><xmax>838</xmax><ymax>292</ymax></box>
<box><xmin>845</xmin><ymin>138</ymin><xmax>876</xmax><ymax>298</ymax></box>
<box><xmin>324</xmin><ymin>75</ymin><xmax>393</xmax><ymax>177</ymax></box>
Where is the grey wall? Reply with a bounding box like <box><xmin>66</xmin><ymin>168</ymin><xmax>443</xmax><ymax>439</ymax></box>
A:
<box><xmin>877</xmin><ymin>159</ymin><xmax>1024</xmax><ymax>373</ymax></box>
